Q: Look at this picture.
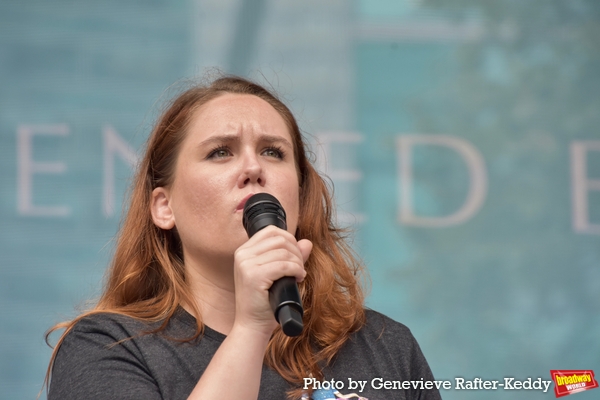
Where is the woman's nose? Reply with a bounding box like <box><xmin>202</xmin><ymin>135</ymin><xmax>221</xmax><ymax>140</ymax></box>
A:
<box><xmin>237</xmin><ymin>152</ymin><xmax>264</xmax><ymax>188</ymax></box>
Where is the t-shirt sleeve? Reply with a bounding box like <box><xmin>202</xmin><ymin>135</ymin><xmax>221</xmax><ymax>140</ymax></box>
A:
<box><xmin>48</xmin><ymin>315</ymin><xmax>163</xmax><ymax>400</ymax></box>
<box><xmin>368</xmin><ymin>310</ymin><xmax>442</xmax><ymax>400</ymax></box>
<box><xmin>404</xmin><ymin>330</ymin><xmax>442</xmax><ymax>400</ymax></box>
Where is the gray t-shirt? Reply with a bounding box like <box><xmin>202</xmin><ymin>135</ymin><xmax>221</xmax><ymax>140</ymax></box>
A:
<box><xmin>49</xmin><ymin>308</ymin><xmax>441</xmax><ymax>400</ymax></box>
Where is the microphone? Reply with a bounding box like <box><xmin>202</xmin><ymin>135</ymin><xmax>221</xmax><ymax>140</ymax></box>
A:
<box><xmin>242</xmin><ymin>193</ymin><xmax>304</xmax><ymax>337</ymax></box>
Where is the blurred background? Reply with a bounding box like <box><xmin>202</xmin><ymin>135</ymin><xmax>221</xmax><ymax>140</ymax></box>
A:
<box><xmin>1</xmin><ymin>0</ymin><xmax>599</xmax><ymax>399</ymax></box>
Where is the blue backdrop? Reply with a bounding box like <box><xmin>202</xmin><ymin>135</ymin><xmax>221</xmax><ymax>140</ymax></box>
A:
<box><xmin>1</xmin><ymin>1</ymin><xmax>599</xmax><ymax>399</ymax></box>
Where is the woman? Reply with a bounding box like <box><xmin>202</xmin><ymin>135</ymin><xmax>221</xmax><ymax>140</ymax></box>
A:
<box><xmin>46</xmin><ymin>76</ymin><xmax>441</xmax><ymax>400</ymax></box>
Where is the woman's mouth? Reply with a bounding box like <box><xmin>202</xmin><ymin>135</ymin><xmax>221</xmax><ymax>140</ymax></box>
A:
<box><xmin>236</xmin><ymin>192</ymin><xmax>256</xmax><ymax>212</ymax></box>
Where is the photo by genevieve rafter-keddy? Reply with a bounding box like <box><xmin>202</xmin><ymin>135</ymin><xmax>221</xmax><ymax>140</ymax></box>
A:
<box><xmin>302</xmin><ymin>376</ymin><xmax>555</xmax><ymax>397</ymax></box>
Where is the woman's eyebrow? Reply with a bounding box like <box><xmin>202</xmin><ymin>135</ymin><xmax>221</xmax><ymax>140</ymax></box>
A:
<box><xmin>198</xmin><ymin>134</ymin><xmax>292</xmax><ymax>149</ymax></box>
<box><xmin>260</xmin><ymin>135</ymin><xmax>293</xmax><ymax>149</ymax></box>
<box><xmin>198</xmin><ymin>134</ymin><xmax>239</xmax><ymax>147</ymax></box>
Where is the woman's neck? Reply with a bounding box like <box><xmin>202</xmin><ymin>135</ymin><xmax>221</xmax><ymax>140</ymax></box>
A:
<box><xmin>183</xmin><ymin>254</ymin><xmax>237</xmax><ymax>336</ymax></box>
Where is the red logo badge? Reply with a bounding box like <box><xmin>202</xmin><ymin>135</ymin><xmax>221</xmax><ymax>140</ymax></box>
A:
<box><xmin>550</xmin><ymin>370</ymin><xmax>599</xmax><ymax>397</ymax></box>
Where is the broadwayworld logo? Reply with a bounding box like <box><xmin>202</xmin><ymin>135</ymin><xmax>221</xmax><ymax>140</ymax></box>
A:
<box><xmin>550</xmin><ymin>370</ymin><xmax>599</xmax><ymax>398</ymax></box>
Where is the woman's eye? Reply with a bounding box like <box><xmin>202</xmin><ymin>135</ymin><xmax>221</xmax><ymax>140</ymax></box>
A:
<box><xmin>208</xmin><ymin>147</ymin><xmax>231</xmax><ymax>159</ymax></box>
<box><xmin>262</xmin><ymin>147</ymin><xmax>284</xmax><ymax>158</ymax></box>
<box><xmin>215</xmin><ymin>149</ymin><xmax>229</xmax><ymax>157</ymax></box>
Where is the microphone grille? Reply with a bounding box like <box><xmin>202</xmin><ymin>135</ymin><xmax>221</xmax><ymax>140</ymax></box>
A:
<box><xmin>245</xmin><ymin>201</ymin><xmax>285</xmax><ymax>221</ymax></box>
<box><xmin>242</xmin><ymin>193</ymin><xmax>287</xmax><ymax>236</ymax></box>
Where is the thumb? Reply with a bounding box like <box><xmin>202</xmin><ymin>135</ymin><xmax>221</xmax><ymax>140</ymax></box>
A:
<box><xmin>297</xmin><ymin>239</ymin><xmax>313</xmax><ymax>264</ymax></box>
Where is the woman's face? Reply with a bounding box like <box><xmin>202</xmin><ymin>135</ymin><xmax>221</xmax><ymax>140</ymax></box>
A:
<box><xmin>152</xmin><ymin>93</ymin><xmax>300</xmax><ymax>265</ymax></box>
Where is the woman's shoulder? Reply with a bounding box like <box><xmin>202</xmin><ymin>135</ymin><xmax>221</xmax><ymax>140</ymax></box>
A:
<box><xmin>63</xmin><ymin>307</ymin><xmax>199</xmax><ymax>344</ymax></box>
<box><xmin>339</xmin><ymin>309</ymin><xmax>436</xmax><ymax>379</ymax></box>
<box><xmin>67</xmin><ymin>311</ymin><xmax>151</xmax><ymax>339</ymax></box>
<box><xmin>350</xmin><ymin>308</ymin><xmax>430</xmax><ymax>363</ymax></box>
<box><xmin>327</xmin><ymin>309</ymin><xmax>440</xmax><ymax>399</ymax></box>
<box><xmin>49</xmin><ymin>312</ymin><xmax>175</xmax><ymax>400</ymax></box>
<box><xmin>360</xmin><ymin>308</ymin><xmax>415</xmax><ymax>341</ymax></box>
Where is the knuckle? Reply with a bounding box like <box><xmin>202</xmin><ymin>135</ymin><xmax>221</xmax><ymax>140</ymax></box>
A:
<box><xmin>237</xmin><ymin>258</ymin><xmax>252</xmax><ymax>271</ymax></box>
<box><xmin>273</xmin><ymin>235</ymin><xmax>287</xmax><ymax>246</ymax></box>
<box><xmin>284</xmin><ymin>260</ymin><xmax>301</xmax><ymax>274</ymax></box>
<box><xmin>276</xmin><ymin>248</ymin><xmax>291</xmax><ymax>259</ymax></box>
<box><xmin>263</xmin><ymin>225</ymin><xmax>280</xmax><ymax>235</ymax></box>
<box><xmin>234</xmin><ymin>246</ymin><xmax>247</xmax><ymax>258</ymax></box>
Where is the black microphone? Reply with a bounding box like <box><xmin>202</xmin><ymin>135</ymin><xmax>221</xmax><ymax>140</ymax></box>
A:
<box><xmin>242</xmin><ymin>193</ymin><xmax>304</xmax><ymax>337</ymax></box>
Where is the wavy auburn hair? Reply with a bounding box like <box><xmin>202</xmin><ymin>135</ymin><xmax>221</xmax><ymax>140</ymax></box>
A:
<box><xmin>45</xmin><ymin>75</ymin><xmax>366</xmax><ymax>398</ymax></box>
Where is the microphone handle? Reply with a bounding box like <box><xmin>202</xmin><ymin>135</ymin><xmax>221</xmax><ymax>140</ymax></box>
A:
<box><xmin>270</xmin><ymin>276</ymin><xmax>303</xmax><ymax>337</ymax></box>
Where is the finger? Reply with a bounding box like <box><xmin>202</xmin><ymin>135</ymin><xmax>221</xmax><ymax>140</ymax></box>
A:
<box><xmin>250</xmin><ymin>260</ymin><xmax>307</xmax><ymax>287</ymax></box>
<box><xmin>246</xmin><ymin>225</ymin><xmax>297</xmax><ymax>244</ymax></box>
<box><xmin>297</xmin><ymin>239</ymin><xmax>313</xmax><ymax>264</ymax></box>
<box><xmin>238</xmin><ymin>229</ymin><xmax>303</xmax><ymax>260</ymax></box>
<box><xmin>236</xmin><ymin>244</ymin><xmax>305</xmax><ymax>281</ymax></box>
<box><xmin>237</xmin><ymin>256</ymin><xmax>304</xmax><ymax>285</ymax></box>
<box><xmin>248</xmin><ymin>247</ymin><xmax>304</xmax><ymax>268</ymax></box>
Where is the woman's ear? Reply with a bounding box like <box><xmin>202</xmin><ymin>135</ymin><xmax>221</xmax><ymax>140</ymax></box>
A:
<box><xmin>151</xmin><ymin>187</ymin><xmax>176</xmax><ymax>229</ymax></box>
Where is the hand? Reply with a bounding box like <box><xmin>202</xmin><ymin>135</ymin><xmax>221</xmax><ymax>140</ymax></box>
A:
<box><xmin>232</xmin><ymin>226</ymin><xmax>312</xmax><ymax>337</ymax></box>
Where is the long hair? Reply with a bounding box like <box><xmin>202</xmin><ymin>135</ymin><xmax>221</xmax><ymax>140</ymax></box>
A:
<box><xmin>45</xmin><ymin>75</ymin><xmax>366</xmax><ymax>398</ymax></box>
